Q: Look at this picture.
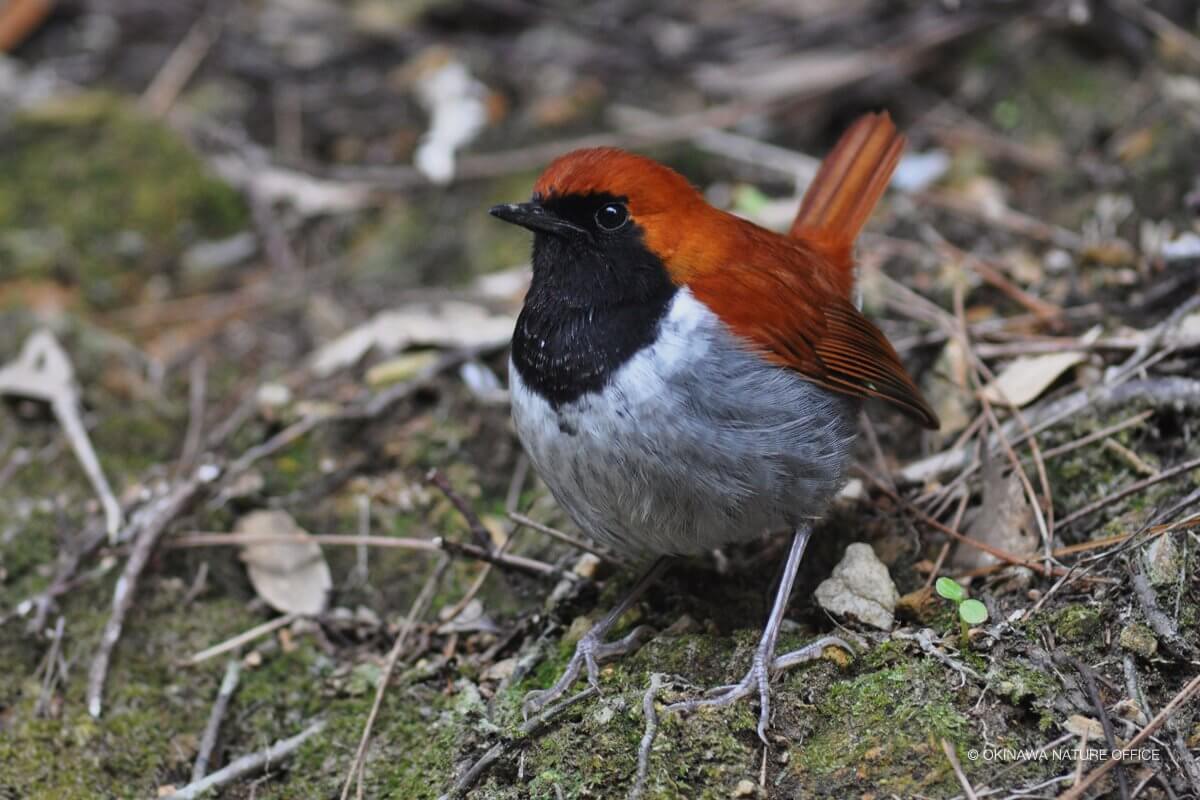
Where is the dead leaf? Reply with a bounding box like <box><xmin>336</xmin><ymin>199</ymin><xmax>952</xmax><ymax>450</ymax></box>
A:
<box><xmin>980</xmin><ymin>350</ymin><xmax>1087</xmax><ymax>407</ymax></box>
<box><xmin>1064</xmin><ymin>714</ymin><xmax>1106</xmax><ymax>741</ymax></box>
<box><xmin>236</xmin><ymin>510</ymin><xmax>331</xmax><ymax>615</ymax></box>
<box><xmin>310</xmin><ymin>301</ymin><xmax>513</xmax><ymax>377</ymax></box>
<box><xmin>953</xmin><ymin>456</ymin><xmax>1038</xmax><ymax>571</ymax></box>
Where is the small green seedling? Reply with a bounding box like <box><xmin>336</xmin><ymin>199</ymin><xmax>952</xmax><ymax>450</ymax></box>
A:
<box><xmin>935</xmin><ymin>576</ymin><xmax>989</xmax><ymax>648</ymax></box>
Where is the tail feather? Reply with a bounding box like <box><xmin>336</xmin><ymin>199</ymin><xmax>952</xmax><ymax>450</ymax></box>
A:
<box><xmin>789</xmin><ymin>112</ymin><xmax>905</xmax><ymax>290</ymax></box>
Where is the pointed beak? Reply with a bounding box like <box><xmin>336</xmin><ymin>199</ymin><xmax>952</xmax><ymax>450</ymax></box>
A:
<box><xmin>489</xmin><ymin>202</ymin><xmax>587</xmax><ymax>237</ymax></box>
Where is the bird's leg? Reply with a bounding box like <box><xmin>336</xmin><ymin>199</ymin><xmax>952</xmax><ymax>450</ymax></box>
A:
<box><xmin>665</xmin><ymin>525</ymin><xmax>850</xmax><ymax>743</ymax></box>
<box><xmin>523</xmin><ymin>557</ymin><xmax>668</xmax><ymax>718</ymax></box>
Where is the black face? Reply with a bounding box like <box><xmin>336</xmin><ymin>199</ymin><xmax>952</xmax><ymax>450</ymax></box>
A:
<box><xmin>490</xmin><ymin>192</ymin><xmax>678</xmax><ymax>409</ymax></box>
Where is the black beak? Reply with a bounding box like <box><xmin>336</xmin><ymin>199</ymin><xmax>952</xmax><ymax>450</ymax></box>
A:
<box><xmin>489</xmin><ymin>202</ymin><xmax>587</xmax><ymax>237</ymax></box>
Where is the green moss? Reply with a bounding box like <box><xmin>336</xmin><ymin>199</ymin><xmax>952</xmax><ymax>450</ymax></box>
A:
<box><xmin>791</xmin><ymin>657</ymin><xmax>969</xmax><ymax>796</ymax></box>
<box><xmin>0</xmin><ymin>93</ymin><xmax>247</xmax><ymax>308</ymax></box>
<box><xmin>992</xmin><ymin>661</ymin><xmax>1059</xmax><ymax>705</ymax></box>
<box><xmin>1118</xmin><ymin>623</ymin><xmax>1159</xmax><ymax>658</ymax></box>
<box><xmin>1054</xmin><ymin>604</ymin><xmax>1101</xmax><ymax>642</ymax></box>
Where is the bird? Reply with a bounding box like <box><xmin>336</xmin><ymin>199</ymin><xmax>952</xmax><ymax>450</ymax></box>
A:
<box><xmin>489</xmin><ymin>111</ymin><xmax>938</xmax><ymax>741</ymax></box>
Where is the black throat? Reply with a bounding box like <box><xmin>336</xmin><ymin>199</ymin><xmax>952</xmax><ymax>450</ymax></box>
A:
<box><xmin>511</xmin><ymin>198</ymin><xmax>677</xmax><ymax>408</ymax></box>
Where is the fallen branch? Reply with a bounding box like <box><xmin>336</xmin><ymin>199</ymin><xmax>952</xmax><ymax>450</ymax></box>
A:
<box><xmin>1057</xmin><ymin>455</ymin><xmax>1200</xmax><ymax>528</ymax></box>
<box><xmin>192</xmin><ymin>658</ymin><xmax>242</xmax><ymax>782</ymax></box>
<box><xmin>164</xmin><ymin>718</ymin><xmax>326</xmax><ymax>800</ymax></box>
<box><xmin>86</xmin><ymin>472</ymin><xmax>208</xmax><ymax>717</ymax></box>
<box><xmin>184</xmin><ymin>613</ymin><xmax>298</xmax><ymax>667</ymax></box>
<box><xmin>898</xmin><ymin>377</ymin><xmax>1200</xmax><ymax>485</ymax></box>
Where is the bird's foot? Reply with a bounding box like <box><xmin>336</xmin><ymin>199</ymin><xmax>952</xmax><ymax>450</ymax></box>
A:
<box><xmin>523</xmin><ymin>623</ymin><xmax>654</xmax><ymax>719</ymax></box>
<box><xmin>665</xmin><ymin>635</ymin><xmax>850</xmax><ymax>743</ymax></box>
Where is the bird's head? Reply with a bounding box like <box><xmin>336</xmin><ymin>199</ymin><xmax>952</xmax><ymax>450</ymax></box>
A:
<box><xmin>489</xmin><ymin>148</ymin><xmax>714</xmax><ymax>307</ymax></box>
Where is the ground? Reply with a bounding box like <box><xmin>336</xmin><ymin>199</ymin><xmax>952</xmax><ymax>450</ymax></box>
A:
<box><xmin>1</xmin><ymin>3</ymin><xmax>1199</xmax><ymax>799</ymax></box>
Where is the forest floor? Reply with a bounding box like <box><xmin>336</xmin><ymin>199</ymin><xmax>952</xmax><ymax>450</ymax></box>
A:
<box><xmin>1</xmin><ymin>2</ymin><xmax>1199</xmax><ymax>798</ymax></box>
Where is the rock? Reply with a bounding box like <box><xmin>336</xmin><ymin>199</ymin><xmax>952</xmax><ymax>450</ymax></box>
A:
<box><xmin>814</xmin><ymin>543</ymin><xmax>899</xmax><ymax>630</ymax></box>
<box><xmin>1118</xmin><ymin>623</ymin><xmax>1158</xmax><ymax>658</ymax></box>
<box><xmin>732</xmin><ymin>778</ymin><xmax>759</xmax><ymax>798</ymax></box>
<box><xmin>1143</xmin><ymin>534</ymin><xmax>1183</xmax><ymax>587</ymax></box>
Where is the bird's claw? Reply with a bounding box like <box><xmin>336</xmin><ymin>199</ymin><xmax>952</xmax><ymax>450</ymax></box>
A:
<box><xmin>522</xmin><ymin>624</ymin><xmax>654</xmax><ymax>719</ymax></box>
<box><xmin>665</xmin><ymin>635</ymin><xmax>850</xmax><ymax>743</ymax></box>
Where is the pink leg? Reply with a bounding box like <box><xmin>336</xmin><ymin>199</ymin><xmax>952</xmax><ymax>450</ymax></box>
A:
<box><xmin>665</xmin><ymin>525</ymin><xmax>851</xmax><ymax>742</ymax></box>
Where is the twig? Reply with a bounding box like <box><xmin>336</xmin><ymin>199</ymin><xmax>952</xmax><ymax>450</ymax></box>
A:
<box><xmin>166</xmin><ymin>531</ymin><xmax>569</xmax><ymax>580</ymax></box>
<box><xmin>192</xmin><ymin>658</ymin><xmax>242</xmax><ymax>782</ymax></box>
<box><xmin>437</xmin><ymin>687</ymin><xmax>599</xmax><ymax>800</ymax></box>
<box><xmin>177</xmin><ymin>356</ymin><xmax>207</xmax><ymax>475</ymax></box>
<box><xmin>87</xmin><ymin>474</ymin><xmax>206</xmax><ymax>716</ymax></box>
<box><xmin>941</xmin><ymin>738</ymin><xmax>978</xmax><ymax>800</ymax></box>
<box><xmin>140</xmin><ymin>10</ymin><xmax>220</xmax><ymax>117</ymax></box>
<box><xmin>1067</xmin><ymin>657</ymin><xmax>1130</xmax><ymax>800</ymax></box>
<box><xmin>508</xmin><ymin>512</ymin><xmax>615</xmax><ymax>562</ymax></box>
<box><xmin>33</xmin><ymin>616</ymin><xmax>66</xmax><ymax>717</ymax></box>
<box><xmin>1128</xmin><ymin>568</ymin><xmax>1189</xmax><ymax>657</ymax></box>
<box><xmin>340</xmin><ymin>557</ymin><xmax>450</xmax><ymax>800</ymax></box>
<box><xmin>894</xmin><ymin>629</ymin><xmax>984</xmax><ymax>683</ymax></box>
<box><xmin>865</xmin><ymin>475</ymin><xmax>1065</xmax><ymax>577</ymax></box>
<box><xmin>628</xmin><ymin>674</ymin><xmax>664</xmax><ymax>800</ymax></box>
<box><xmin>1058</xmin><ymin>455</ymin><xmax>1200</xmax><ymax>528</ymax></box>
<box><xmin>1106</xmin><ymin>295</ymin><xmax>1200</xmax><ymax>384</ymax></box>
<box><xmin>0</xmin><ymin>0</ymin><xmax>53</xmax><ymax>52</ymax></box>
<box><xmin>427</xmin><ymin>468</ymin><xmax>495</xmax><ymax>552</ymax></box>
<box><xmin>184</xmin><ymin>613</ymin><xmax>299</xmax><ymax>667</ymax></box>
<box><xmin>0</xmin><ymin>331</ymin><xmax>123</xmax><ymax>541</ymax></box>
<box><xmin>897</xmin><ymin>377</ymin><xmax>1200</xmax><ymax>485</ymax></box>
<box><xmin>1058</xmin><ymin>674</ymin><xmax>1200</xmax><ymax>800</ymax></box>
<box><xmin>164</xmin><ymin>718</ymin><xmax>326</xmax><ymax>800</ymax></box>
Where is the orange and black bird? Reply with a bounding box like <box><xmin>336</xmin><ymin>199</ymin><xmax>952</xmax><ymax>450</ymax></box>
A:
<box><xmin>490</xmin><ymin>112</ymin><xmax>937</xmax><ymax>740</ymax></box>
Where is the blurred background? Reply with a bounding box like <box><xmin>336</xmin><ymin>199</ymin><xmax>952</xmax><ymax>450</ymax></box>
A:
<box><xmin>1</xmin><ymin>1</ymin><xmax>1199</xmax><ymax>798</ymax></box>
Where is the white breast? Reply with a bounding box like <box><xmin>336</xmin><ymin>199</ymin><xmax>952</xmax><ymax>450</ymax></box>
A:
<box><xmin>510</xmin><ymin>288</ymin><xmax>858</xmax><ymax>558</ymax></box>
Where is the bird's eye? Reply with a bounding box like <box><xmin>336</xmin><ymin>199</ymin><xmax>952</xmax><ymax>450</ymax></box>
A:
<box><xmin>594</xmin><ymin>203</ymin><xmax>629</xmax><ymax>231</ymax></box>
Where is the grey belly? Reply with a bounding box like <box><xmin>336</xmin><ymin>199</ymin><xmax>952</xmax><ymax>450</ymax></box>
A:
<box><xmin>509</xmin><ymin>298</ymin><xmax>859</xmax><ymax>558</ymax></box>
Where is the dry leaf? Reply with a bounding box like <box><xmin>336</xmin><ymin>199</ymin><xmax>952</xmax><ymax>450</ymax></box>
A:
<box><xmin>1064</xmin><ymin>714</ymin><xmax>1106</xmax><ymax>741</ymax></box>
<box><xmin>953</xmin><ymin>457</ymin><xmax>1038</xmax><ymax>571</ymax></box>
<box><xmin>980</xmin><ymin>350</ymin><xmax>1086</xmax><ymax>407</ymax></box>
<box><xmin>310</xmin><ymin>301</ymin><xmax>513</xmax><ymax>377</ymax></box>
<box><xmin>236</xmin><ymin>510</ymin><xmax>331</xmax><ymax>615</ymax></box>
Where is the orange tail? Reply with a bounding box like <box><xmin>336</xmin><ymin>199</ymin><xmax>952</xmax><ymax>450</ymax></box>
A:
<box><xmin>789</xmin><ymin>112</ymin><xmax>905</xmax><ymax>292</ymax></box>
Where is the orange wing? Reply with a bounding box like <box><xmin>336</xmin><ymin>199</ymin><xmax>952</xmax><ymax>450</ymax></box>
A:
<box><xmin>686</xmin><ymin>112</ymin><xmax>939</xmax><ymax>429</ymax></box>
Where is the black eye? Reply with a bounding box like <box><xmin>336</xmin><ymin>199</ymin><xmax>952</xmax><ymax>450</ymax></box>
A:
<box><xmin>594</xmin><ymin>203</ymin><xmax>629</xmax><ymax>231</ymax></box>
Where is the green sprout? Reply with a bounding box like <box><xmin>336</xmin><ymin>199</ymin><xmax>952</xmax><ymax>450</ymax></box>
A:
<box><xmin>935</xmin><ymin>576</ymin><xmax>989</xmax><ymax>648</ymax></box>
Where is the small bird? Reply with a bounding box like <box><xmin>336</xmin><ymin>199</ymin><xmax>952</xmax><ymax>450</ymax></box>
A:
<box><xmin>490</xmin><ymin>112</ymin><xmax>937</xmax><ymax>740</ymax></box>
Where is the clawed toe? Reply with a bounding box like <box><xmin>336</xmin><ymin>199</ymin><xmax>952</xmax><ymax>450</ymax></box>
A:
<box><xmin>522</xmin><ymin>624</ymin><xmax>656</xmax><ymax>719</ymax></box>
<box><xmin>665</xmin><ymin>635</ymin><xmax>851</xmax><ymax>742</ymax></box>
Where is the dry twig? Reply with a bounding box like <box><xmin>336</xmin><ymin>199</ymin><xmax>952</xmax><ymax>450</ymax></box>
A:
<box><xmin>164</xmin><ymin>718</ymin><xmax>326</xmax><ymax>800</ymax></box>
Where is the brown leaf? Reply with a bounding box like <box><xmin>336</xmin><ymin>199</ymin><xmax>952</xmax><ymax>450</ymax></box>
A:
<box><xmin>236</xmin><ymin>510</ymin><xmax>331</xmax><ymax>615</ymax></box>
<box><xmin>953</xmin><ymin>458</ymin><xmax>1039</xmax><ymax>571</ymax></box>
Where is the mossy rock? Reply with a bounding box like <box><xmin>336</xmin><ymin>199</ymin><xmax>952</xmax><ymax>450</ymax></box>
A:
<box><xmin>1054</xmin><ymin>604</ymin><xmax>1101</xmax><ymax>642</ymax></box>
<box><xmin>0</xmin><ymin>93</ymin><xmax>247</xmax><ymax>309</ymax></box>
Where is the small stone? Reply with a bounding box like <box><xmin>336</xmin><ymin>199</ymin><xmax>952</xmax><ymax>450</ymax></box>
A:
<box><xmin>482</xmin><ymin>657</ymin><xmax>516</xmax><ymax>683</ymax></box>
<box><xmin>1118</xmin><ymin>623</ymin><xmax>1158</xmax><ymax>658</ymax></box>
<box><xmin>814</xmin><ymin>543</ymin><xmax>899</xmax><ymax>630</ymax></box>
<box><xmin>256</xmin><ymin>382</ymin><xmax>292</xmax><ymax>413</ymax></box>
<box><xmin>1143</xmin><ymin>534</ymin><xmax>1183</xmax><ymax>587</ymax></box>
<box><xmin>1055</xmin><ymin>605</ymin><xmax>1101</xmax><ymax>642</ymax></box>
<box><xmin>573</xmin><ymin>553</ymin><xmax>601</xmax><ymax>579</ymax></box>
<box><xmin>732</xmin><ymin>778</ymin><xmax>758</xmax><ymax>798</ymax></box>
